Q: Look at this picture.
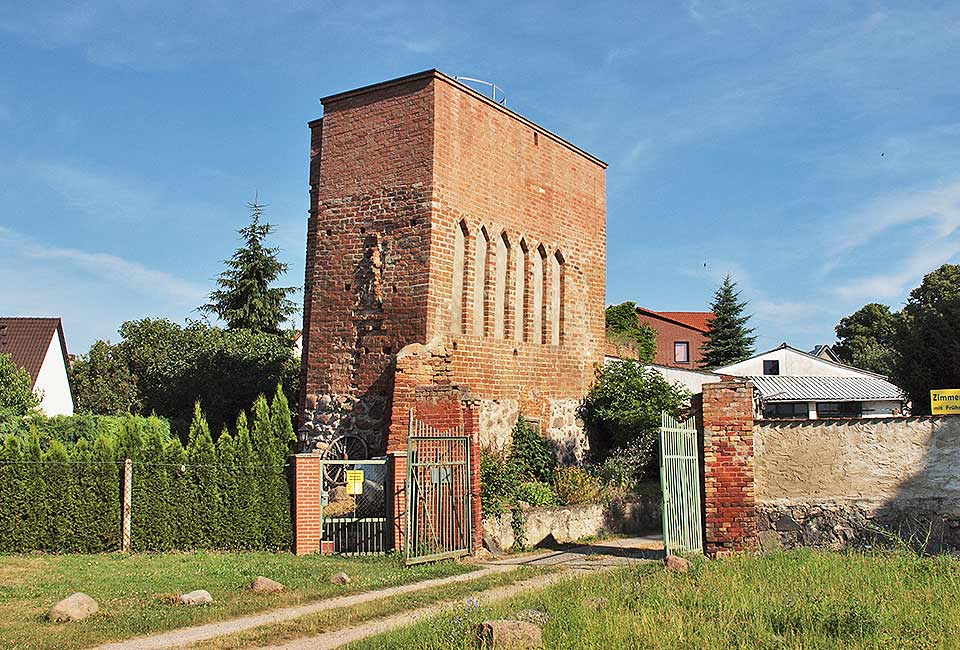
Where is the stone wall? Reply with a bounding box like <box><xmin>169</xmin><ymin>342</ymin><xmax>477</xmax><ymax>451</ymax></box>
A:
<box><xmin>483</xmin><ymin>498</ymin><xmax>661</xmax><ymax>552</ymax></box>
<box><xmin>756</xmin><ymin>417</ymin><xmax>960</xmax><ymax>552</ymax></box>
<box><xmin>546</xmin><ymin>399</ymin><xmax>588</xmax><ymax>465</ymax></box>
<box><xmin>479</xmin><ymin>399</ymin><xmax>519</xmax><ymax>453</ymax></box>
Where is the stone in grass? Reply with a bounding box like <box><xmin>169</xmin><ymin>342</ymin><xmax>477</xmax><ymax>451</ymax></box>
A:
<box><xmin>582</xmin><ymin>596</ymin><xmax>609</xmax><ymax>611</ymax></box>
<box><xmin>250</xmin><ymin>576</ymin><xmax>284</xmax><ymax>593</ymax></box>
<box><xmin>663</xmin><ymin>555</ymin><xmax>691</xmax><ymax>573</ymax></box>
<box><xmin>48</xmin><ymin>592</ymin><xmax>99</xmax><ymax>622</ymax></box>
<box><xmin>179</xmin><ymin>590</ymin><xmax>214</xmax><ymax>606</ymax></box>
<box><xmin>478</xmin><ymin>619</ymin><xmax>544</xmax><ymax>650</ymax></box>
<box><xmin>330</xmin><ymin>572</ymin><xmax>351</xmax><ymax>586</ymax></box>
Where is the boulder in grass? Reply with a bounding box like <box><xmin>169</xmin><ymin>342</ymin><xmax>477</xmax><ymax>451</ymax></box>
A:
<box><xmin>48</xmin><ymin>593</ymin><xmax>98</xmax><ymax>622</ymax></box>
<box><xmin>179</xmin><ymin>590</ymin><xmax>214</xmax><ymax>605</ymax></box>
<box><xmin>478</xmin><ymin>620</ymin><xmax>543</xmax><ymax>649</ymax></box>
<box><xmin>250</xmin><ymin>576</ymin><xmax>284</xmax><ymax>593</ymax></box>
<box><xmin>330</xmin><ymin>572</ymin><xmax>351</xmax><ymax>586</ymax></box>
<box><xmin>663</xmin><ymin>555</ymin><xmax>691</xmax><ymax>573</ymax></box>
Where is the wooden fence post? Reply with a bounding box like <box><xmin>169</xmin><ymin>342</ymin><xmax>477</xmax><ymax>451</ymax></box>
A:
<box><xmin>122</xmin><ymin>458</ymin><xmax>132</xmax><ymax>553</ymax></box>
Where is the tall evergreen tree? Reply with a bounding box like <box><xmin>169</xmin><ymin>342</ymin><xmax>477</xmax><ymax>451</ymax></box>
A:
<box><xmin>234</xmin><ymin>411</ymin><xmax>261</xmax><ymax>548</ymax></box>
<box><xmin>186</xmin><ymin>402</ymin><xmax>217</xmax><ymax>547</ymax></box>
<box><xmin>200</xmin><ymin>200</ymin><xmax>298</xmax><ymax>335</ymax></box>
<box><xmin>700</xmin><ymin>274</ymin><xmax>757</xmax><ymax>368</ymax></box>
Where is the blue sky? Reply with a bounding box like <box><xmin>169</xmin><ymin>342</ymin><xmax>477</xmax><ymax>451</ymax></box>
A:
<box><xmin>2</xmin><ymin>1</ymin><xmax>959</xmax><ymax>354</ymax></box>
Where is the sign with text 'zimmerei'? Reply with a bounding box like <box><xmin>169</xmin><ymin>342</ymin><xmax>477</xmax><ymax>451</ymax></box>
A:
<box><xmin>931</xmin><ymin>389</ymin><xmax>960</xmax><ymax>415</ymax></box>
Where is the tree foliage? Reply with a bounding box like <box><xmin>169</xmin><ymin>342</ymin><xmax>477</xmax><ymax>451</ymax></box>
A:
<box><xmin>200</xmin><ymin>200</ymin><xmax>299</xmax><ymax>335</ymax></box>
<box><xmin>70</xmin><ymin>340</ymin><xmax>142</xmax><ymax>415</ymax></box>
<box><xmin>892</xmin><ymin>264</ymin><xmax>960</xmax><ymax>415</ymax></box>
<box><xmin>605</xmin><ymin>302</ymin><xmax>656</xmax><ymax>363</ymax></box>
<box><xmin>833</xmin><ymin>303</ymin><xmax>899</xmax><ymax>376</ymax></box>
<box><xmin>700</xmin><ymin>274</ymin><xmax>756</xmax><ymax>368</ymax></box>
<box><xmin>581</xmin><ymin>359</ymin><xmax>690</xmax><ymax>454</ymax></box>
<box><xmin>71</xmin><ymin>319</ymin><xmax>298</xmax><ymax>436</ymax></box>
<box><xmin>0</xmin><ymin>353</ymin><xmax>40</xmax><ymax>418</ymax></box>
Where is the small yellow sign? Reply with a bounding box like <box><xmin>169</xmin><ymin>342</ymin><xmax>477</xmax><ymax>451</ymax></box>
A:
<box><xmin>345</xmin><ymin>470</ymin><xmax>364</xmax><ymax>496</ymax></box>
<box><xmin>931</xmin><ymin>389</ymin><xmax>960</xmax><ymax>415</ymax></box>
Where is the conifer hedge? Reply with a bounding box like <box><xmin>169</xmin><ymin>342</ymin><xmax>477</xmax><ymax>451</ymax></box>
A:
<box><xmin>0</xmin><ymin>385</ymin><xmax>295</xmax><ymax>553</ymax></box>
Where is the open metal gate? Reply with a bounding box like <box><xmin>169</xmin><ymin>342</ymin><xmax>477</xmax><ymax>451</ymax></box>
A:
<box><xmin>405</xmin><ymin>413</ymin><xmax>472</xmax><ymax>565</ymax></box>
<box><xmin>319</xmin><ymin>458</ymin><xmax>389</xmax><ymax>555</ymax></box>
<box><xmin>659</xmin><ymin>412</ymin><xmax>703</xmax><ymax>555</ymax></box>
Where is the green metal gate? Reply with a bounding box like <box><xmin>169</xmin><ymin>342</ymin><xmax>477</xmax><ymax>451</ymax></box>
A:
<box><xmin>659</xmin><ymin>412</ymin><xmax>703</xmax><ymax>555</ymax></box>
<box><xmin>319</xmin><ymin>458</ymin><xmax>389</xmax><ymax>555</ymax></box>
<box><xmin>405</xmin><ymin>413</ymin><xmax>472</xmax><ymax>565</ymax></box>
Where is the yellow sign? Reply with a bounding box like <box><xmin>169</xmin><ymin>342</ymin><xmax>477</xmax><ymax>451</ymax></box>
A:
<box><xmin>345</xmin><ymin>470</ymin><xmax>364</xmax><ymax>495</ymax></box>
<box><xmin>931</xmin><ymin>389</ymin><xmax>960</xmax><ymax>415</ymax></box>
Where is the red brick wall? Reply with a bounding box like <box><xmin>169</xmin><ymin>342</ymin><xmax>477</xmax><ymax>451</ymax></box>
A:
<box><xmin>701</xmin><ymin>379</ymin><xmax>758</xmax><ymax>555</ymax></box>
<box><xmin>300</xmin><ymin>70</ymin><xmax>607</xmax><ymax>446</ymax></box>
<box><xmin>636</xmin><ymin>313</ymin><xmax>707</xmax><ymax>367</ymax></box>
<box><xmin>291</xmin><ymin>455</ymin><xmax>321</xmax><ymax>555</ymax></box>
<box><xmin>426</xmin><ymin>75</ymin><xmax>607</xmax><ymax>424</ymax></box>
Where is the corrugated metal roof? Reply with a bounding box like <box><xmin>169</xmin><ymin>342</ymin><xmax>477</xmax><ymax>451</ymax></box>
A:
<box><xmin>748</xmin><ymin>375</ymin><xmax>904</xmax><ymax>402</ymax></box>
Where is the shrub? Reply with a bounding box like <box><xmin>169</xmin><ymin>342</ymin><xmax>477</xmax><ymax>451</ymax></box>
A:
<box><xmin>596</xmin><ymin>438</ymin><xmax>657</xmax><ymax>491</ymax></box>
<box><xmin>555</xmin><ymin>466</ymin><xmax>602</xmax><ymax>505</ymax></box>
<box><xmin>517</xmin><ymin>481</ymin><xmax>560</xmax><ymax>507</ymax></box>
<box><xmin>509</xmin><ymin>418</ymin><xmax>556</xmax><ymax>483</ymax></box>
<box><xmin>480</xmin><ymin>451</ymin><xmax>520</xmax><ymax>517</ymax></box>
<box><xmin>0</xmin><ymin>352</ymin><xmax>40</xmax><ymax>418</ymax></box>
<box><xmin>0</xmin><ymin>385</ymin><xmax>294</xmax><ymax>553</ymax></box>
<box><xmin>581</xmin><ymin>359</ymin><xmax>690</xmax><ymax>454</ymax></box>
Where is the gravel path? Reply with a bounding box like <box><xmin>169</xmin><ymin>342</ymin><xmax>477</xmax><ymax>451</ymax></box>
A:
<box><xmin>91</xmin><ymin>566</ymin><xmax>516</xmax><ymax>650</ymax></box>
<box><xmin>251</xmin><ymin>570</ymin><xmax>574</xmax><ymax>650</ymax></box>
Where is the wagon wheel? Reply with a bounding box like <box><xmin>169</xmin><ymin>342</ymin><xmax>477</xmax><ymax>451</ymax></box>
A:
<box><xmin>322</xmin><ymin>434</ymin><xmax>369</xmax><ymax>486</ymax></box>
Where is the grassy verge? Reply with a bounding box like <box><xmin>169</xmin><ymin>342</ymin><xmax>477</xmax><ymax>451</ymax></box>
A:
<box><xmin>187</xmin><ymin>566</ymin><xmax>543</xmax><ymax>649</ymax></box>
<box><xmin>352</xmin><ymin>549</ymin><xmax>960</xmax><ymax>649</ymax></box>
<box><xmin>0</xmin><ymin>551</ymin><xmax>476</xmax><ymax>650</ymax></box>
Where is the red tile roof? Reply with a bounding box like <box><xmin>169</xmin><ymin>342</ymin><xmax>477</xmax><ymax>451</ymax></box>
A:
<box><xmin>0</xmin><ymin>318</ymin><xmax>65</xmax><ymax>386</ymax></box>
<box><xmin>656</xmin><ymin>311</ymin><xmax>713</xmax><ymax>333</ymax></box>
<box><xmin>634</xmin><ymin>307</ymin><xmax>713</xmax><ymax>333</ymax></box>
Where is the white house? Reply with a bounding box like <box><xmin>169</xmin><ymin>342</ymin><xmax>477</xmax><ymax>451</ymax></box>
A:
<box><xmin>714</xmin><ymin>343</ymin><xmax>905</xmax><ymax>419</ymax></box>
<box><xmin>0</xmin><ymin>318</ymin><xmax>74</xmax><ymax>416</ymax></box>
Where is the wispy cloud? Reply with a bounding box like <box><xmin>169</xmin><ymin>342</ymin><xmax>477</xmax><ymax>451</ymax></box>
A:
<box><xmin>0</xmin><ymin>226</ymin><xmax>207</xmax><ymax>303</ymax></box>
<box><xmin>23</xmin><ymin>159</ymin><xmax>157</xmax><ymax>222</ymax></box>
<box><xmin>396</xmin><ymin>38</ymin><xmax>442</xmax><ymax>54</ymax></box>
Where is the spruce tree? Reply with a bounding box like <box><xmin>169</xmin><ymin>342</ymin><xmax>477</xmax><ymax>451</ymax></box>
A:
<box><xmin>200</xmin><ymin>200</ymin><xmax>298</xmax><ymax>335</ymax></box>
<box><xmin>700</xmin><ymin>274</ymin><xmax>757</xmax><ymax>368</ymax></box>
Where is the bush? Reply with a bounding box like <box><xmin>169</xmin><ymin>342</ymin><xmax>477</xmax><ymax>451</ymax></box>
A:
<box><xmin>517</xmin><ymin>481</ymin><xmax>560</xmax><ymax>507</ymax></box>
<box><xmin>510</xmin><ymin>418</ymin><xmax>556</xmax><ymax>483</ymax></box>
<box><xmin>0</xmin><ymin>386</ymin><xmax>294</xmax><ymax>553</ymax></box>
<box><xmin>554</xmin><ymin>466</ymin><xmax>602</xmax><ymax>505</ymax></box>
<box><xmin>480</xmin><ymin>451</ymin><xmax>520</xmax><ymax>517</ymax></box>
<box><xmin>581</xmin><ymin>359</ymin><xmax>690</xmax><ymax>454</ymax></box>
<box><xmin>596</xmin><ymin>438</ymin><xmax>657</xmax><ymax>491</ymax></box>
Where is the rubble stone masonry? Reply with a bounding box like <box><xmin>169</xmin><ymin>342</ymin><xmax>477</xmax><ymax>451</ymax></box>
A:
<box><xmin>299</xmin><ymin>70</ymin><xmax>607</xmax><ymax>457</ymax></box>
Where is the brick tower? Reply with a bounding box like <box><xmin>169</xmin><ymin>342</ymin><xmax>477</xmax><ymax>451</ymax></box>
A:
<box><xmin>300</xmin><ymin>70</ymin><xmax>607</xmax><ymax>461</ymax></box>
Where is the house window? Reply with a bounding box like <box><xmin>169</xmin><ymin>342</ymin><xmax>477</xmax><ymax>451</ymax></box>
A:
<box><xmin>763</xmin><ymin>360</ymin><xmax>780</xmax><ymax>375</ymax></box>
<box><xmin>763</xmin><ymin>402</ymin><xmax>808</xmax><ymax>419</ymax></box>
<box><xmin>674</xmin><ymin>341</ymin><xmax>690</xmax><ymax>364</ymax></box>
<box><xmin>816</xmin><ymin>402</ymin><xmax>862</xmax><ymax>418</ymax></box>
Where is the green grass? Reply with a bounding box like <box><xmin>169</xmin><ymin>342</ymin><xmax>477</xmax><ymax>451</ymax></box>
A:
<box><xmin>0</xmin><ymin>551</ymin><xmax>476</xmax><ymax>650</ymax></box>
<box><xmin>352</xmin><ymin>549</ymin><xmax>960</xmax><ymax>649</ymax></box>
<box><xmin>188</xmin><ymin>566</ymin><xmax>543</xmax><ymax>649</ymax></box>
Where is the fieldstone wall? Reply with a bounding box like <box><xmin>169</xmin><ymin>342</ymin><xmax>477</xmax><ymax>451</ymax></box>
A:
<box><xmin>300</xmin><ymin>394</ymin><xmax>389</xmax><ymax>454</ymax></box>
<box><xmin>483</xmin><ymin>497</ymin><xmax>661</xmax><ymax>552</ymax></box>
<box><xmin>546</xmin><ymin>399</ymin><xmax>589</xmax><ymax>465</ymax></box>
<box><xmin>479</xmin><ymin>399</ymin><xmax>519</xmax><ymax>453</ymax></box>
<box><xmin>756</xmin><ymin>417</ymin><xmax>960</xmax><ymax>552</ymax></box>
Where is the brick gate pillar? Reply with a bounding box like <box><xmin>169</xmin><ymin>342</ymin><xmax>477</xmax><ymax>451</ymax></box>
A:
<box><xmin>291</xmin><ymin>454</ymin><xmax>321</xmax><ymax>555</ymax></box>
<box><xmin>701</xmin><ymin>379</ymin><xmax>758</xmax><ymax>555</ymax></box>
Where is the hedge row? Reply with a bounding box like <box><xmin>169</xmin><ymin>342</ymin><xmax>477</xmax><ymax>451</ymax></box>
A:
<box><xmin>0</xmin><ymin>386</ymin><xmax>295</xmax><ymax>553</ymax></box>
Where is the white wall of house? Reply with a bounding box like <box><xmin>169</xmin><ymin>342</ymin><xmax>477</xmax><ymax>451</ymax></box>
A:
<box><xmin>651</xmin><ymin>364</ymin><xmax>721</xmax><ymax>395</ymax></box>
<box><xmin>716</xmin><ymin>347</ymin><xmax>876</xmax><ymax>378</ymax></box>
<box><xmin>34</xmin><ymin>333</ymin><xmax>73</xmax><ymax>416</ymax></box>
